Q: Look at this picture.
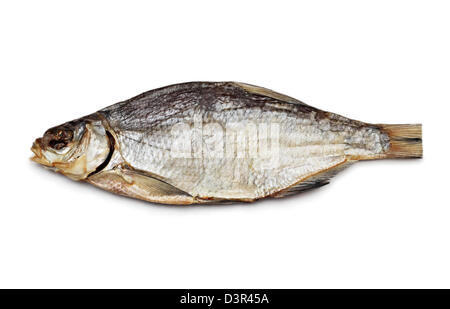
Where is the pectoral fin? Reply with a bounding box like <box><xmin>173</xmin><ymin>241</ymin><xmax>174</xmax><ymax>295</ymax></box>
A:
<box><xmin>87</xmin><ymin>167</ymin><xmax>196</xmax><ymax>205</ymax></box>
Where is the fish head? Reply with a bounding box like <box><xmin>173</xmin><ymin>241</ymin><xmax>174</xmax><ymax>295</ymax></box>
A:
<box><xmin>31</xmin><ymin>116</ymin><xmax>111</xmax><ymax>180</ymax></box>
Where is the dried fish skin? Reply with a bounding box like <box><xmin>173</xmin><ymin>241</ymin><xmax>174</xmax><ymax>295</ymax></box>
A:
<box><xmin>31</xmin><ymin>82</ymin><xmax>422</xmax><ymax>204</ymax></box>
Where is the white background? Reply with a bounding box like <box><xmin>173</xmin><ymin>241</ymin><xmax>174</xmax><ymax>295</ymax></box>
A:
<box><xmin>0</xmin><ymin>1</ymin><xmax>449</xmax><ymax>288</ymax></box>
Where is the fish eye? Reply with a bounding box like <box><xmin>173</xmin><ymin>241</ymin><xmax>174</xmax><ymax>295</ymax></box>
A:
<box><xmin>45</xmin><ymin>128</ymin><xmax>74</xmax><ymax>150</ymax></box>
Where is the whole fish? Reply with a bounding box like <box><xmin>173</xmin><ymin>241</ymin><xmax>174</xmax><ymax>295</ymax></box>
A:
<box><xmin>31</xmin><ymin>82</ymin><xmax>422</xmax><ymax>204</ymax></box>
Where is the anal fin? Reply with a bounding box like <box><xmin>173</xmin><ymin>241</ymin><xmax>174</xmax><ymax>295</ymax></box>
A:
<box><xmin>273</xmin><ymin>161</ymin><xmax>353</xmax><ymax>198</ymax></box>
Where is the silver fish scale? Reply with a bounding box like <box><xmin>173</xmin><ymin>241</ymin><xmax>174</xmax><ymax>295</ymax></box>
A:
<box><xmin>100</xmin><ymin>82</ymin><xmax>389</xmax><ymax>200</ymax></box>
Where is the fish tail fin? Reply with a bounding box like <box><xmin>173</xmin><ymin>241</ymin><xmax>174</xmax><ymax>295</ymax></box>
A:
<box><xmin>378</xmin><ymin>124</ymin><xmax>423</xmax><ymax>159</ymax></box>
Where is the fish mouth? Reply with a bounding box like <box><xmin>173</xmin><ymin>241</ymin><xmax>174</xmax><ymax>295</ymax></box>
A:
<box><xmin>30</xmin><ymin>138</ymin><xmax>51</xmax><ymax>166</ymax></box>
<box><xmin>31</xmin><ymin>137</ymin><xmax>76</xmax><ymax>177</ymax></box>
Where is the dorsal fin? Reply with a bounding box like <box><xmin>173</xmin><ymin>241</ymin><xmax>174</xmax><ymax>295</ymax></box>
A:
<box><xmin>233</xmin><ymin>82</ymin><xmax>311</xmax><ymax>107</ymax></box>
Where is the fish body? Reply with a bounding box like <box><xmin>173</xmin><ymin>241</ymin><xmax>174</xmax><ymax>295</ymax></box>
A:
<box><xmin>31</xmin><ymin>82</ymin><xmax>422</xmax><ymax>204</ymax></box>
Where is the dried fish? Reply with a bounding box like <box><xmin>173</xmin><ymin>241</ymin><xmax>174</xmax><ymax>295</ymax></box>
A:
<box><xmin>31</xmin><ymin>82</ymin><xmax>422</xmax><ymax>204</ymax></box>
